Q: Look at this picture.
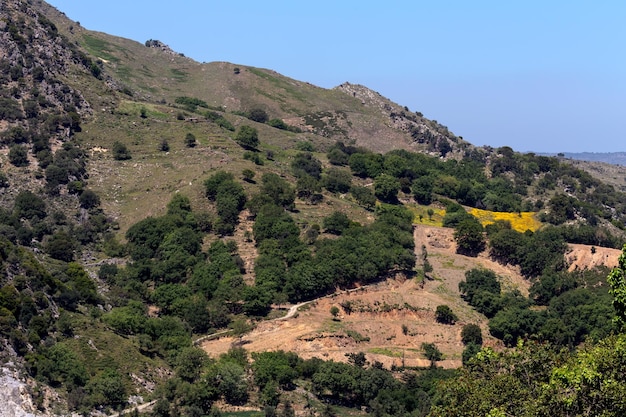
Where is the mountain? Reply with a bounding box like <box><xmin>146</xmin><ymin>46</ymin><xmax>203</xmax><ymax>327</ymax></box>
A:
<box><xmin>540</xmin><ymin>152</ymin><xmax>626</xmax><ymax>166</ymax></box>
<box><xmin>2</xmin><ymin>1</ymin><xmax>626</xmax><ymax>416</ymax></box>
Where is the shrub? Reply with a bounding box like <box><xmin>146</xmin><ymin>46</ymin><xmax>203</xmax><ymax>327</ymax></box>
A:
<box><xmin>435</xmin><ymin>305</ymin><xmax>458</xmax><ymax>324</ymax></box>
<box><xmin>184</xmin><ymin>133</ymin><xmax>197</xmax><ymax>148</ymax></box>
<box><xmin>374</xmin><ymin>174</ymin><xmax>400</xmax><ymax>202</ymax></box>
<box><xmin>350</xmin><ymin>186</ymin><xmax>376</xmax><ymax>209</ymax></box>
<box><xmin>323</xmin><ymin>211</ymin><xmax>351</xmax><ymax>235</ymax></box>
<box><xmin>46</xmin><ymin>231</ymin><xmax>75</xmax><ymax>262</ymax></box>
<box><xmin>461</xmin><ymin>324</ymin><xmax>483</xmax><ymax>345</ymax></box>
<box><xmin>422</xmin><ymin>342</ymin><xmax>443</xmax><ymax>365</ymax></box>
<box><xmin>248</xmin><ymin>108</ymin><xmax>268</xmax><ymax>123</ymax></box>
<box><xmin>291</xmin><ymin>152</ymin><xmax>322</xmax><ymax>179</ymax></box>
<box><xmin>14</xmin><ymin>191</ymin><xmax>46</xmax><ymax>220</ymax></box>
<box><xmin>295</xmin><ymin>141</ymin><xmax>315</xmax><ymax>152</ymax></box>
<box><xmin>8</xmin><ymin>145</ymin><xmax>29</xmax><ymax>167</ymax></box>
<box><xmin>268</xmin><ymin>118</ymin><xmax>288</xmax><ymax>130</ymax></box>
<box><xmin>242</xmin><ymin>169</ymin><xmax>255</xmax><ymax>182</ymax></box>
<box><xmin>112</xmin><ymin>141</ymin><xmax>131</xmax><ymax>160</ymax></box>
<box><xmin>323</xmin><ymin>168</ymin><xmax>352</xmax><ymax>193</ymax></box>
<box><xmin>0</xmin><ymin>172</ymin><xmax>9</xmax><ymax>188</ymax></box>
<box><xmin>79</xmin><ymin>190</ymin><xmax>100</xmax><ymax>209</ymax></box>
<box><xmin>235</xmin><ymin>125</ymin><xmax>259</xmax><ymax>149</ymax></box>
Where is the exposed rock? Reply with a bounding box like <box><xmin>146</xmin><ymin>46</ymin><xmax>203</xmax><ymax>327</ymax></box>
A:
<box><xmin>144</xmin><ymin>39</ymin><xmax>185</xmax><ymax>57</ymax></box>
<box><xmin>0</xmin><ymin>368</ymin><xmax>39</xmax><ymax>417</ymax></box>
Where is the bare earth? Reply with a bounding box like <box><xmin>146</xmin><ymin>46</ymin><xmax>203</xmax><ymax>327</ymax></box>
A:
<box><xmin>200</xmin><ymin>225</ymin><xmax>622</xmax><ymax>369</ymax></box>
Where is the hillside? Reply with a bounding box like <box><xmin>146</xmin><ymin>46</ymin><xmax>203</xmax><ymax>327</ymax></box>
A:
<box><xmin>2</xmin><ymin>1</ymin><xmax>626</xmax><ymax>416</ymax></box>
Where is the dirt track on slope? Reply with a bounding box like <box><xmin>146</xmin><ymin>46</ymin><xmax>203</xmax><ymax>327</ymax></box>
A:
<box><xmin>200</xmin><ymin>225</ymin><xmax>623</xmax><ymax>369</ymax></box>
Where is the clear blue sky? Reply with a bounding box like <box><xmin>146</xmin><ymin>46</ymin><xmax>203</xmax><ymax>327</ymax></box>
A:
<box><xmin>47</xmin><ymin>0</ymin><xmax>626</xmax><ymax>153</ymax></box>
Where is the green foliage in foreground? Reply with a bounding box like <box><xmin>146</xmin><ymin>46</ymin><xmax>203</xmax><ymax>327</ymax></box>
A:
<box><xmin>429</xmin><ymin>335</ymin><xmax>626</xmax><ymax>417</ymax></box>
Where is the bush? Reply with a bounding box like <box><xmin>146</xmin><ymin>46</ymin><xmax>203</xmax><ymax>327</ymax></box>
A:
<box><xmin>292</xmin><ymin>152</ymin><xmax>322</xmax><ymax>179</ymax></box>
<box><xmin>268</xmin><ymin>118</ymin><xmax>288</xmax><ymax>130</ymax></box>
<box><xmin>112</xmin><ymin>141</ymin><xmax>131</xmax><ymax>160</ymax></box>
<box><xmin>435</xmin><ymin>305</ymin><xmax>458</xmax><ymax>324</ymax></box>
<box><xmin>248</xmin><ymin>108</ymin><xmax>268</xmax><ymax>123</ymax></box>
<box><xmin>461</xmin><ymin>324</ymin><xmax>483</xmax><ymax>345</ymax></box>
<box><xmin>0</xmin><ymin>172</ymin><xmax>9</xmax><ymax>188</ymax></box>
<box><xmin>159</xmin><ymin>139</ymin><xmax>170</xmax><ymax>152</ymax></box>
<box><xmin>323</xmin><ymin>211</ymin><xmax>351</xmax><ymax>235</ymax></box>
<box><xmin>422</xmin><ymin>342</ymin><xmax>443</xmax><ymax>365</ymax></box>
<box><xmin>235</xmin><ymin>125</ymin><xmax>259</xmax><ymax>149</ymax></box>
<box><xmin>323</xmin><ymin>168</ymin><xmax>352</xmax><ymax>193</ymax></box>
<box><xmin>350</xmin><ymin>186</ymin><xmax>376</xmax><ymax>209</ymax></box>
<box><xmin>8</xmin><ymin>145</ymin><xmax>29</xmax><ymax>167</ymax></box>
<box><xmin>79</xmin><ymin>190</ymin><xmax>101</xmax><ymax>209</ymax></box>
<box><xmin>185</xmin><ymin>133</ymin><xmax>197</xmax><ymax>148</ymax></box>
<box><xmin>374</xmin><ymin>174</ymin><xmax>400</xmax><ymax>202</ymax></box>
<box><xmin>46</xmin><ymin>231</ymin><xmax>75</xmax><ymax>262</ymax></box>
<box><xmin>14</xmin><ymin>191</ymin><xmax>46</xmax><ymax>220</ymax></box>
<box><xmin>242</xmin><ymin>169</ymin><xmax>255</xmax><ymax>182</ymax></box>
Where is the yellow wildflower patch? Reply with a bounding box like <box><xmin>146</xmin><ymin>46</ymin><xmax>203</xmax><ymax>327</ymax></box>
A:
<box><xmin>469</xmin><ymin>208</ymin><xmax>541</xmax><ymax>232</ymax></box>
<box><xmin>407</xmin><ymin>205</ymin><xmax>446</xmax><ymax>227</ymax></box>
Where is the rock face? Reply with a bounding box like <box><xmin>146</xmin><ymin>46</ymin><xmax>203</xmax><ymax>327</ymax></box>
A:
<box><xmin>0</xmin><ymin>369</ymin><xmax>39</xmax><ymax>417</ymax></box>
<box><xmin>144</xmin><ymin>39</ymin><xmax>185</xmax><ymax>57</ymax></box>
<box><xmin>334</xmin><ymin>82</ymin><xmax>465</xmax><ymax>157</ymax></box>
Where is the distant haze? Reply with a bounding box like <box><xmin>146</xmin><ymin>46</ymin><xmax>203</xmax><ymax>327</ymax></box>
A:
<box><xmin>47</xmin><ymin>0</ymin><xmax>626</xmax><ymax>153</ymax></box>
<box><xmin>539</xmin><ymin>152</ymin><xmax>626</xmax><ymax>166</ymax></box>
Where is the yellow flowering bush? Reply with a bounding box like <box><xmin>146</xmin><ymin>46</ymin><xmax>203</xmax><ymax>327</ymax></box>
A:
<box><xmin>469</xmin><ymin>208</ymin><xmax>541</xmax><ymax>232</ymax></box>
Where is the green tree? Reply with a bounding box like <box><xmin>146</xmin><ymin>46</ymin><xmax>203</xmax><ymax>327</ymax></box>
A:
<box><xmin>462</xmin><ymin>343</ymin><xmax>482</xmax><ymax>365</ymax></box>
<box><xmin>87</xmin><ymin>368</ymin><xmax>127</xmax><ymax>409</ymax></box>
<box><xmin>374</xmin><ymin>174</ymin><xmax>401</xmax><ymax>202</ymax></box>
<box><xmin>454</xmin><ymin>217</ymin><xmax>485</xmax><ymax>256</ymax></box>
<box><xmin>248</xmin><ymin>108</ymin><xmax>268</xmax><ymax>123</ymax></box>
<box><xmin>608</xmin><ymin>244</ymin><xmax>626</xmax><ymax>328</ymax></box>
<box><xmin>295</xmin><ymin>175</ymin><xmax>321</xmax><ymax>202</ymax></box>
<box><xmin>112</xmin><ymin>141</ymin><xmax>131</xmax><ymax>160</ymax></box>
<box><xmin>235</xmin><ymin>125</ymin><xmax>259</xmax><ymax>149</ymax></box>
<box><xmin>323</xmin><ymin>211</ymin><xmax>351</xmax><ymax>235</ymax></box>
<box><xmin>461</xmin><ymin>323</ymin><xmax>483</xmax><ymax>345</ymax></box>
<box><xmin>242</xmin><ymin>169</ymin><xmax>255</xmax><ymax>182</ymax></box>
<box><xmin>422</xmin><ymin>342</ymin><xmax>443</xmax><ymax>366</ymax></box>
<box><xmin>79</xmin><ymin>189</ymin><xmax>100</xmax><ymax>209</ymax></box>
<box><xmin>412</xmin><ymin>176</ymin><xmax>434</xmax><ymax>205</ymax></box>
<box><xmin>435</xmin><ymin>305</ymin><xmax>458</xmax><ymax>324</ymax></box>
<box><xmin>330</xmin><ymin>306</ymin><xmax>340</xmax><ymax>320</ymax></box>
<box><xmin>291</xmin><ymin>152</ymin><xmax>322</xmax><ymax>179</ymax></box>
<box><xmin>459</xmin><ymin>268</ymin><xmax>501</xmax><ymax>304</ymax></box>
<box><xmin>261</xmin><ymin>173</ymin><xmax>295</xmax><ymax>210</ymax></box>
<box><xmin>14</xmin><ymin>190</ymin><xmax>46</xmax><ymax>220</ymax></box>
<box><xmin>323</xmin><ymin>167</ymin><xmax>352</xmax><ymax>193</ymax></box>
<box><xmin>176</xmin><ymin>347</ymin><xmax>208</xmax><ymax>382</ymax></box>
<box><xmin>8</xmin><ymin>144</ymin><xmax>29</xmax><ymax>167</ymax></box>
<box><xmin>350</xmin><ymin>186</ymin><xmax>376</xmax><ymax>209</ymax></box>
<box><xmin>46</xmin><ymin>231</ymin><xmax>75</xmax><ymax>262</ymax></box>
<box><xmin>327</xmin><ymin>147</ymin><xmax>349</xmax><ymax>166</ymax></box>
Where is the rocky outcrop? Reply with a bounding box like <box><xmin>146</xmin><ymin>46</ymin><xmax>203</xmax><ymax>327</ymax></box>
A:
<box><xmin>144</xmin><ymin>39</ymin><xmax>185</xmax><ymax>57</ymax></box>
<box><xmin>335</xmin><ymin>82</ymin><xmax>466</xmax><ymax>157</ymax></box>
<box><xmin>0</xmin><ymin>368</ymin><xmax>40</xmax><ymax>417</ymax></box>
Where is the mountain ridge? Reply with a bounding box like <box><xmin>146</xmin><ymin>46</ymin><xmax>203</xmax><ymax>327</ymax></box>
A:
<box><xmin>540</xmin><ymin>152</ymin><xmax>626</xmax><ymax>166</ymax></box>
